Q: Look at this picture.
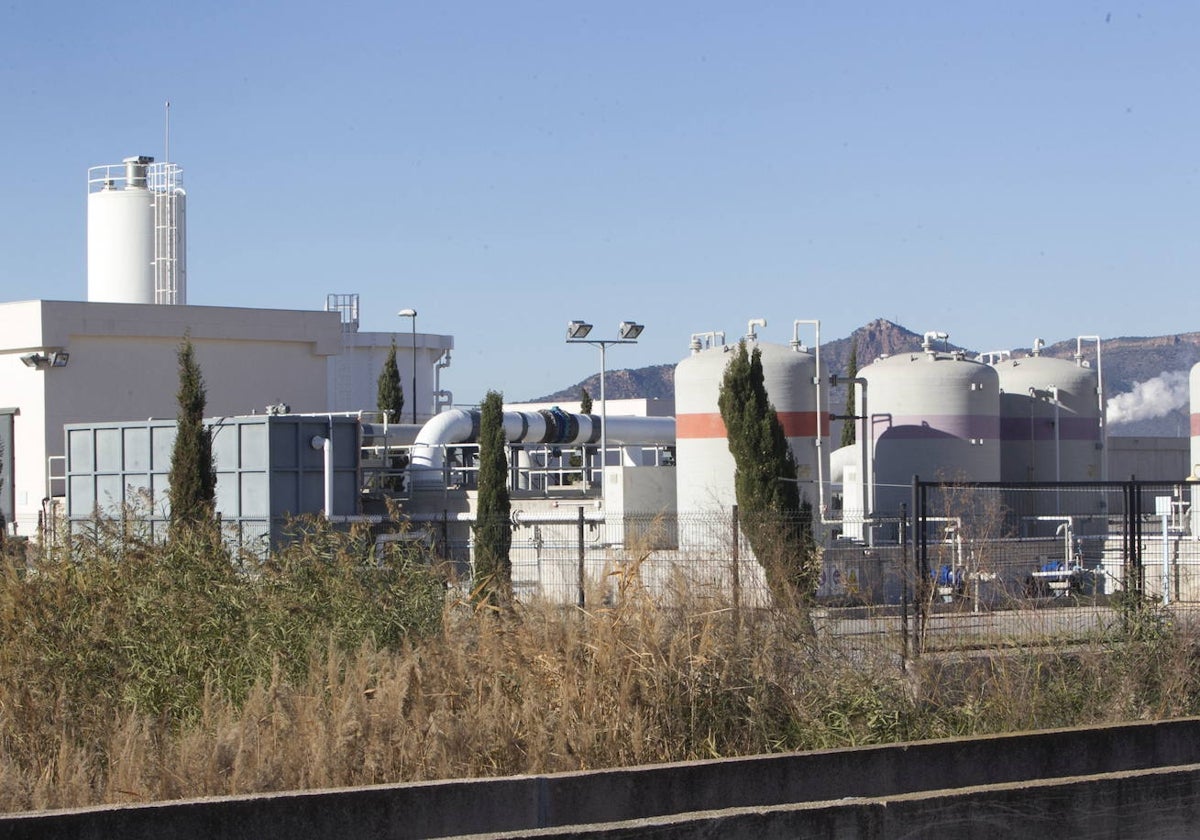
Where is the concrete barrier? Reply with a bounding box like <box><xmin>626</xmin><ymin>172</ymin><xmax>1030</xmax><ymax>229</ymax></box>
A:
<box><xmin>4</xmin><ymin>718</ymin><xmax>1200</xmax><ymax>839</ymax></box>
<box><xmin>467</xmin><ymin>764</ymin><xmax>1200</xmax><ymax>839</ymax></box>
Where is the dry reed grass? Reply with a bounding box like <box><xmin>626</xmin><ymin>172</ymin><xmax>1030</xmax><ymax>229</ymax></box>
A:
<box><xmin>3</xmin><ymin>523</ymin><xmax>1200</xmax><ymax>813</ymax></box>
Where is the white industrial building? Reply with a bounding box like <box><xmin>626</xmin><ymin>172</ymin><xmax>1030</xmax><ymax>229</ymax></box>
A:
<box><xmin>0</xmin><ymin>155</ymin><xmax>453</xmax><ymax>536</ymax></box>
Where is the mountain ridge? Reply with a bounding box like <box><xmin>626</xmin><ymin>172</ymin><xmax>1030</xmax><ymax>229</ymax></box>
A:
<box><xmin>531</xmin><ymin>319</ymin><xmax>1200</xmax><ymax>437</ymax></box>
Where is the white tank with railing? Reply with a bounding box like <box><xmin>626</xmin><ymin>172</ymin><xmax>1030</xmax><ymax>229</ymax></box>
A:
<box><xmin>87</xmin><ymin>156</ymin><xmax>187</xmax><ymax>305</ymax></box>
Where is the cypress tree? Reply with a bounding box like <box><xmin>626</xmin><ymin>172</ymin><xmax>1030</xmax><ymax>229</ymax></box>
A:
<box><xmin>841</xmin><ymin>342</ymin><xmax>858</xmax><ymax>448</ymax></box>
<box><xmin>718</xmin><ymin>341</ymin><xmax>815</xmax><ymax>606</ymax></box>
<box><xmin>472</xmin><ymin>390</ymin><xmax>512</xmax><ymax>603</ymax></box>
<box><xmin>377</xmin><ymin>338</ymin><xmax>405</xmax><ymax>422</ymax></box>
<box><xmin>168</xmin><ymin>336</ymin><xmax>216</xmax><ymax>537</ymax></box>
<box><xmin>577</xmin><ymin>387</ymin><xmax>594</xmax><ymax>486</ymax></box>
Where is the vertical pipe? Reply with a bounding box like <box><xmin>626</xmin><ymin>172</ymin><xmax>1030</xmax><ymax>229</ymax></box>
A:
<box><xmin>599</xmin><ymin>342</ymin><xmax>608</xmax><ymax>513</ymax></box>
<box><xmin>859</xmin><ymin>380</ymin><xmax>871</xmax><ymax>543</ymax></box>
<box><xmin>1078</xmin><ymin>335</ymin><xmax>1106</xmax><ymax>482</ymax></box>
<box><xmin>1051</xmin><ymin>386</ymin><xmax>1061</xmax><ymax>484</ymax></box>
<box><xmin>1028</xmin><ymin>387</ymin><xmax>1037</xmax><ymax>482</ymax></box>
<box><xmin>1162</xmin><ymin>508</ymin><xmax>1170</xmax><ymax>606</ymax></box>
<box><xmin>410</xmin><ymin>316</ymin><xmax>418</xmax><ymax>424</ymax></box>
<box><xmin>792</xmin><ymin>320</ymin><xmax>824</xmax><ymax>524</ymax></box>
<box><xmin>323</xmin><ymin>435</ymin><xmax>334</xmax><ymax>518</ymax></box>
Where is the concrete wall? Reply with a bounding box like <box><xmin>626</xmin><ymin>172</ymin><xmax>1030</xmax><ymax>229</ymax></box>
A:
<box><xmin>484</xmin><ymin>764</ymin><xmax>1200</xmax><ymax>838</ymax></box>
<box><xmin>6</xmin><ymin>718</ymin><xmax>1200</xmax><ymax>839</ymax></box>
<box><xmin>1108</xmin><ymin>435</ymin><xmax>1189</xmax><ymax>482</ymax></box>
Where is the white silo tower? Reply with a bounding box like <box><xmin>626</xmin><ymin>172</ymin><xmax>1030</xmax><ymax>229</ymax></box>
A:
<box><xmin>674</xmin><ymin>320</ymin><xmax>830</xmax><ymax>548</ymax></box>
<box><xmin>994</xmin><ymin>339</ymin><xmax>1104</xmax><ymax>483</ymax></box>
<box><xmin>859</xmin><ymin>331</ymin><xmax>1000</xmax><ymax>519</ymax></box>
<box><xmin>87</xmin><ymin>156</ymin><xmax>187</xmax><ymax>305</ymax></box>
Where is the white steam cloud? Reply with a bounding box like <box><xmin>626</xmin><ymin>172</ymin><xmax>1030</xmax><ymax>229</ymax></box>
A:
<box><xmin>1106</xmin><ymin>371</ymin><xmax>1190</xmax><ymax>426</ymax></box>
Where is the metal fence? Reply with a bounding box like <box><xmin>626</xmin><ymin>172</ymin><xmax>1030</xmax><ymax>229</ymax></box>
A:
<box><xmin>911</xmin><ymin>479</ymin><xmax>1199</xmax><ymax>604</ymax></box>
<box><xmin>428</xmin><ymin>480</ymin><xmax>1200</xmax><ymax>659</ymax></box>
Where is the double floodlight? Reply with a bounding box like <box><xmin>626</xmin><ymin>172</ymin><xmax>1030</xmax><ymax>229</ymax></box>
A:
<box><xmin>20</xmin><ymin>350</ymin><xmax>69</xmax><ymax>369</ymax></box>
<box><xmin>565</xmin><ymin>320</ymin><xmax>645</xmax><ymax>342</ymax></box>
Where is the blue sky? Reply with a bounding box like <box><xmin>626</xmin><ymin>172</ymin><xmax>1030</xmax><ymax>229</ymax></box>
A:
<box><xmin>1</xmin><ymin>2</ymin><xmax>1197</xmax><ymax>404</ymax></box>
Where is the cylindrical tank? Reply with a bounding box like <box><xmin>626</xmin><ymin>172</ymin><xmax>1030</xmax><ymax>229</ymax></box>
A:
<box><xmin>87</xmin><ymin>157</ymin><xmax>155</xmax><ymax>304</ymax></box>
<box><xmin>860</xmin><ymin>337</ymin><xmax>1000</xmax><ymax>518</ymax></box>
<box><xmin>995</xmin><ymin>351</ymin><xmax>1102</xmax><ymax>483</ymax></box>
<box><xmin>675</xmin><ymin>335</ymin><xmax>830</xmax><ymax>540</ymax></box>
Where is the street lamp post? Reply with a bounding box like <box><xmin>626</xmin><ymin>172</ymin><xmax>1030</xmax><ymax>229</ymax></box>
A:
<box><xmin>565</xmin><ymin>320</ymin><xmax>644</xmax><ymax>511</ymax></box>
<box><xmin>398</xmin><ymin>308</ymin><xmax>417</xmax><ymax>424</ymax></box>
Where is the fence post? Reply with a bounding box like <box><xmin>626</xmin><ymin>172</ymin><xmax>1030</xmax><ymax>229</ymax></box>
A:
<box><xmin>912</xmin><ymin>475</ymin><xmax>927</xmax><ymax>657</ymax></box>
<box><xmin>441</xmin><ymin>509</ymin><xmax>449</xmax><ymax>562</ymax></box>
<box><xmin>730</xmin><ymin>504</ymin><xmax>741</xmax><ymax>617</ymax></box>
<box><xmin>1132</xmin><ymin>479</ymin><xmax>1144</xmax><ymax>597</ymax></box>
<box><xmin>900</xmin><ymin>502</ymin><xmax>909</xmax><ymax>668</ymax></box>
<box><xmin>577</xmin><ymin>506</ymin><xmax>586</xmax><ymax>609</ymax></box>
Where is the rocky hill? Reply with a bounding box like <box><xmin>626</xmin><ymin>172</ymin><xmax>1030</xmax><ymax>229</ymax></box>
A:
<box><xmin>535</xmin><ymin>364</ymin><xmax>676</xmax><ymax>405</ymax></box>
<box><xmin>533</xmin><ymin>319</ymin><xmax>1200</xmax><ymax>437</ymax></box>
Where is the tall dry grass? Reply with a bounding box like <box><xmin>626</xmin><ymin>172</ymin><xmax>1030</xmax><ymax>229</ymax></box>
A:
<box><xmin>3</xmin><ymin>522</ymin><xmax>1200</xmax><ymax>813</ymax></box>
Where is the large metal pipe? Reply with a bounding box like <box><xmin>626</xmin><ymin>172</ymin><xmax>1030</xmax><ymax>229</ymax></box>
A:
<box><xmin>409</xmin><ymin>408</ymin><xmax>675</xmax><ymax>488</ymax></box>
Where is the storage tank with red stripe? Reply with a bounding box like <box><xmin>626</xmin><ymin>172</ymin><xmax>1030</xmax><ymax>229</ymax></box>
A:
<box><xmin>674</xmin><ymin>323</ymin><xmax>829</xmax><ymax>537</ymax></box>
<box><xmin>859</xmin><ymin>331</ymin><xmax>1000</xmax><ymax>517</ymax></box>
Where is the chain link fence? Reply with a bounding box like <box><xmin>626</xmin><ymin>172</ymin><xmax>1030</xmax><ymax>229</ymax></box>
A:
<box><xmin>432</xmin><ymin>481</ymin><xmax>1200</xmax><ymax>659</ymax></box>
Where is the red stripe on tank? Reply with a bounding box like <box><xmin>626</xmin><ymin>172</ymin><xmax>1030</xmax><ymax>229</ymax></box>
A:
<box><xmin>677</xmin><ymin>412</ymin><xmax>829</xmax><ymax>439</ymax></box>
<box><xmin>676</xmin><ymin>414</ymin><xmax>727</xmax><ymax>438</ymax></box>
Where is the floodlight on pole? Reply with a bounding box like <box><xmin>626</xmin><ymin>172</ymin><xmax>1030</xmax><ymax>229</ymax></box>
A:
<box><xmin>19</xmin><ymin>350</ymin><xmax>69</xmax><ymax>370</ymax></box>
<box><xmin>565</xmin><ymin>320</ymin><xmax>645</xmax><ymax>514</ymax></box>
<box><xmin>567</xmin><ymin>320</ymin><xmax>593</xmax><ymax>340</ymax></box>
<box><xmin>618</xmin><ymin>321</ymin><xmax>644</xmax><ymax>340</ymax></box>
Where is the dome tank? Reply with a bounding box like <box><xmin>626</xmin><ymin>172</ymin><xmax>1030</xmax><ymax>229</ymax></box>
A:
<box><xmin>859</xmin><ymin>332</ymin><xmax>1000</xmax><ymax>518</ymax></box>
<box><xmin>994</xmin><ymin>342</ymin><xmax>1103</xmax><ymax>483</ymax></box>
<box><xmin>675</xmin><ymin>326</ymin><xmax>830</xmax><ymax>547</ymax></box>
